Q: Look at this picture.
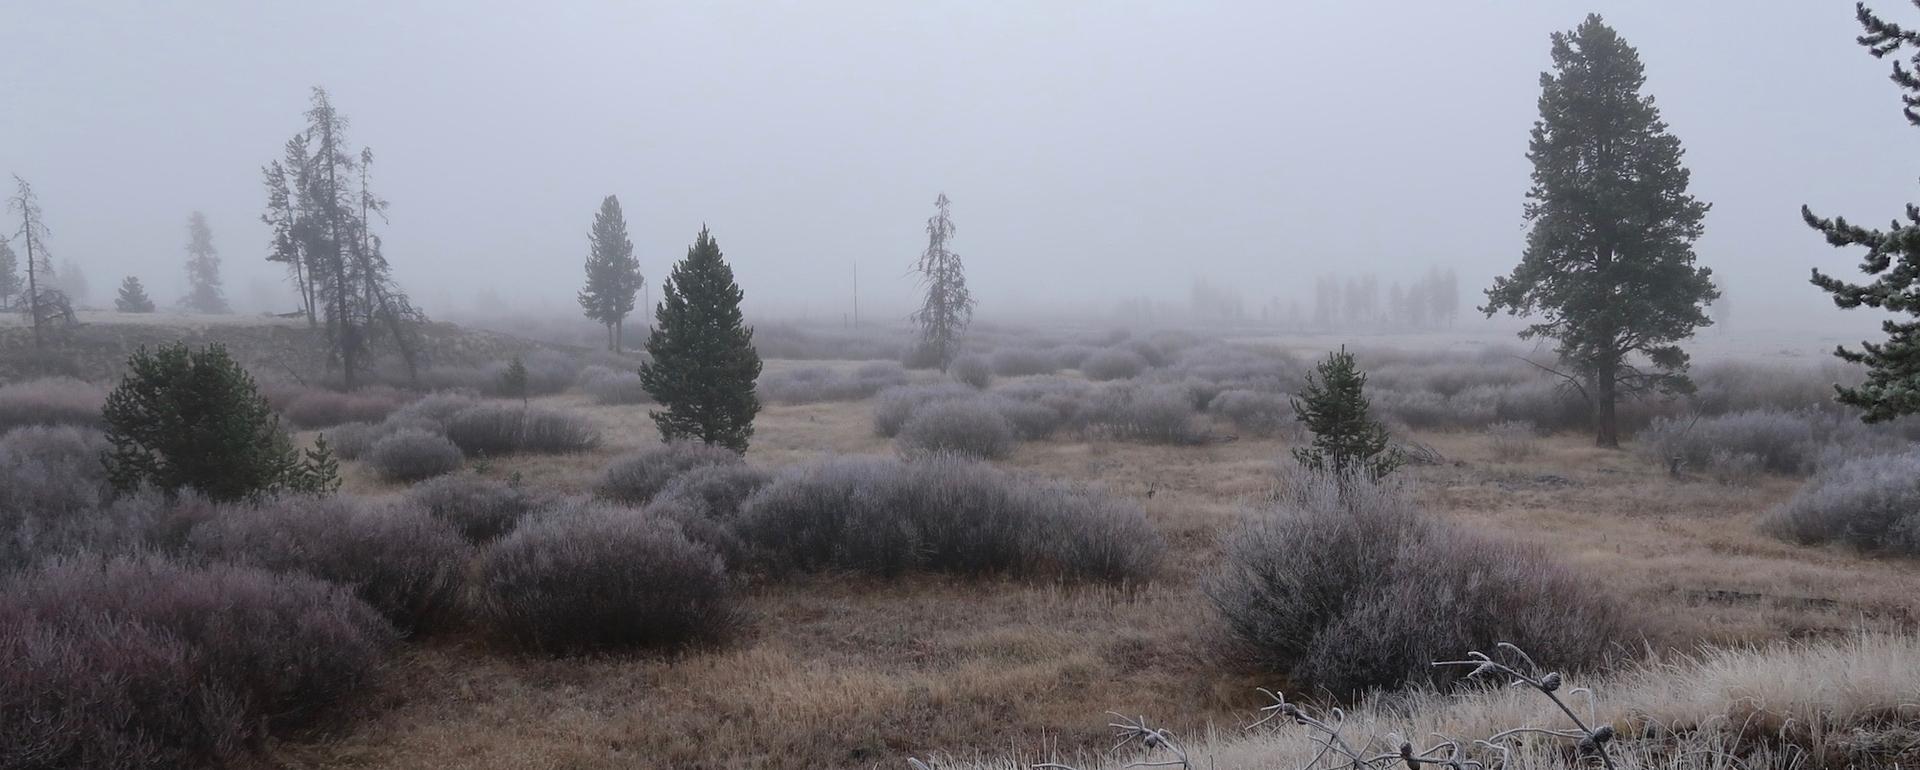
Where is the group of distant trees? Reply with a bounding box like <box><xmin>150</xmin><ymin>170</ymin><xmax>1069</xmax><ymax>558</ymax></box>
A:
<box><xmin>0</xmin><ymin>181</ymin><xmax>229</xmax><ymax>327</ymax></box>
<box><xmin>1311</xmin><ymin>268</ymin><xmax>1461</xmax><ymax>330</ymax></box>
<box><xmin>260</xmin><ymin>87</ymin><xmax>425</xmax><ymax>389</ymax></box>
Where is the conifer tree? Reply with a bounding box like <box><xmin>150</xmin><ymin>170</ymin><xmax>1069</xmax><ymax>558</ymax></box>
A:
<box><xmin>55</xmin><ymin>259</ymin><xmax>88</xmax><ymax>306</ymax></box>
<box><xmin>1483</xmin><ymin>15</ymin><xmax>1717</xmax><ymax>448</ymax></box>
<box><xmin>577</xmin><ymin>195</ymin><xmax>642</xmax><ymax>352</ymax></box>
<box><xmin>910</xmin><ymin>193</ymin><xmax>974</xmax><ymax>370</ymax></box>
<box><xmin>639</xmin><ymin>226</ymin><xmax>762</xmax><ymax>453</ymax></box>
<box><xmin>115</xmin><ymin>276</ymin><xmax>155</xmax><ymax>313</ymax></box>
<box><xmin>500</xmin><ymin>355</ymin><xmax>529</xmax><ymax>405</ymax></box>
<box><xmin>1290</xmin><ymin>347</ymin><xmax>1401</xmax><ymax>480</ymax></box>
<box><xmin>0</xmin><ymin>240</ymin><xmax>19</xmax><ymax>312</ymax></box>
<box><xmin>103</xmin><ymin>342</ymin><xmax>337</xmax><ymax>501</ymax></box>
<box><xmin>1803</xmin><ymin>2</ymin><xmax>1920</xmax><ymax>421</ymax></box>
<box><xmin>181</xmin><ymin>211</ymin><xmax>229</xmax><ymax>314</ymax></box>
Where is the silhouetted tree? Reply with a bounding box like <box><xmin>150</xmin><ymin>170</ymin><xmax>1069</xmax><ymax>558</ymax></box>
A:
<box><xmin>1291</xmin><ymin>347</ymin><xmax>1401</xmax><ymax>480</ymax></box>
<box><xmin>103</xmin><ymin>342</ymin><xmax>339</xmax><ymax>501</ymax></box>
<box><xmin>1804</xmin><ymin>2</ymin><xmax>1920</xmax><ymax>421</ymax></box>
<box><xmin>640</xmin><ymin>226</ymin><xmax>762</xmax><ymax>452</ymax></box>
<box><xmin>264</xmin><ymin>138</ymin><xmax>316</xmax><ymax>325</ymax></box>
<box><xmin>0</xmin><ymin>239</ymin><xmax>19</xmax><ymax>312</ymax></box>
<box><xmin>577</xmin><ymin>195</ymin><xmax>643</xmax><ymax>352</ymax></box>
<box><xmin>910</xmin><ymin>193</ymin><xmax>974</xmax><ymax>370</ymax></box>
<box><xmin>115</xmin><ymin>276</ymin><xmax>155</xmax><ymax>313</ymax></box>
<box><xmin>264</xmin><ymin>87</ymin><xmax>423</xmax><ymax>389</ymax></box>
<box><xmin>181</xmin><ymin>211</ymin><xmax>228</xmax><ymax>313</ymax></box>
<box><xmin>500</xmin><ymin>355</ymin><xmax>529</xmax><ymax>405</ymax></box>
<box><xmin>1483</xmin><ymin>15</ymin><xmax>1716</xmax><ymax>448</ymax></box>
<box><xmin>8</xmin><ymin>175</ymin><xmax>61</xmax><ymax>348</ymax></box>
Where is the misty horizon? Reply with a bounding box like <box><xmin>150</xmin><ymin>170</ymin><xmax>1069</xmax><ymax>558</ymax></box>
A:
<box><xmin>3</xmin><ymin>1</ymin><xmax>1915</xmax><ymax>336</ymax></box>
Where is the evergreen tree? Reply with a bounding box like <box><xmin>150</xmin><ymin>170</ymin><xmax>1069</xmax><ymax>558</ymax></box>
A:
<box><xmin>1291</xmin><ymin>347</ymin><xmax>1401</xmax><ymax>480</ymax></box>
<box><xmin>181</xmin><ymin>210</ymin><xmax>229</xmax><ymax>313</ymax></box>
<box><xmin>910</xmin><ymin>193</ymin><xmax>974</xmax><ymax>370</ymax></box>
<box><xmin>501</xmin><ymin>355</ymin><xmax>529</xmax><ymax>405</ymax></box>
<box><xmin>262</xmin><ymin>87</ymin><xmax>423</xmax><ymax>389</ymax></box>
<box><xmin>1483</xmin><ymin>15</ymin><xmax>1717</xmax><ymax>448</ymax></box>
<box><xmin>1803</xmin><ymin>3</ymin><xmax>1920</xmax><ymax>421</ymax></box>
<box><xmin>103</xmin><ymin>342</ymin><xmax>337</xmax><ymax>501</ymax></box>
<box><xmin>577</xmin><ymin>195</ymin><xmax>642</xmax><ymax>352</ymax></box>
<box><xmin>115</xmin><ymin>276</ymin><xmax>155</xmax><ymax>313</ymax></box>
<box><xmin>0</xmin><ymin>239</ymin><xmax>19</xmax><ymax>312</ymax></box>
<box><xmin>639</xmin><ymin>226</ymin><xmax>762</xmax><ymax>453</ymax></box>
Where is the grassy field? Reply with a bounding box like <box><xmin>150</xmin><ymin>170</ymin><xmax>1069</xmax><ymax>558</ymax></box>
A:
<box><xmin>281</xmin><ymin>361</ymin><xmax>1920</xmax><ymax>769</ymax></box>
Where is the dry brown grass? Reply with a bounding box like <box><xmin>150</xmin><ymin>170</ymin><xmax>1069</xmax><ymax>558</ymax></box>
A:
<box><xmin>286</xmin><ymin>369</ymin><xmax>1920</xmax><ymax>769</ymax></box>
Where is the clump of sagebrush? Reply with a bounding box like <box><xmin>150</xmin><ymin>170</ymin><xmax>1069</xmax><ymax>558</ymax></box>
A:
<box><xmin>0</xmin><ymin>553</ymin><xmax>393</xmax><ymax>770</ymax></box>
<box><xmin>872</xmin><ymin>382</ymin><xmax>978</xmax><ymax>437</ymax></box>
<box><xmin>1292</xmin><ymin>347</ymin><xmax>1402</xmax><ymax>480</ymax></box>
<box><xmin>1486</xmin><ymin>420</ymin><xmax>1541</xmax><ymax>462</ymax></box>
<box><xmin>949</xmin><ymin>353</ymin><xmax>992</xmax><ymax>389</ymax></box>
<box><xmin>102</xmin><ymin>342</ymin><xmax>338</xmax><ymax>501</ymax></box>
<box><xmin>366</xmin><ymin>428</ymin><xmax>465</xmax><ymax>483</ymax></box>
<box><xmin>1208</xmin><ymin>389</ymin><xmax>1292</xmax><ymax>437</ymax></box>
<box><xmin>733</xmin><ymin>455</ymin><xmax>1161</xmax><ymax>582</ymax></box>
<box><xmin>597</xmin><ymin>440</ymin><xmax>744</xmax><ymax>505</ymax></box>
<box><xmin>0</xmin><ymin>376</ymin><xmax>106</xmax><ymax>433</ymax></box>
<box><xmin>1080</xmin><ymin>348</ymin><xmax>1148</xmax><ymax>381</ymax></box>
<box><xmin>279</xmin><ymin>384</ymin><xmax>411</xmax><ymax>428</ymax></box>
<box><xmin>409</xmin><ymin>473</ymin><xmax>552</xmax><ymax>543</ymax></box>
<box><xmin>581</xmin><ymin>366</ymin><xmax>650</xmax><ymax>405</ymax></box>
<box><xmin>895</xmin><ymin>398</ymin><xmax>1017</xmax><ymax>459</ymax></box>
<box><xmin>1208</xmin><ymin>472</ymin><xmax>1626</xmax><ymax>696</ymax></box>
<box><xmin>989</xmin><ymin>347</ymin><xmax>1060</xmax><ymax>377</ymax></box>
<box><xmin>651</xmin><ymin>462</ymin><xmax>771</xmax><ymax>522</ymax></box>
<box><xmin>1083</xmin><ymin>383</ymin><xmax>1205</xmax><ymax>444</ymax></box>
<box><xmin>478</xmin><ymin>500</ymin><xmax>734</xmax><ymax>653</ymax></box>
<box><xmin>639</xmin><ymin>226</ymin><xmax>763</xmax><ymax>453</ymax></box>
<box><xmin>1764</xmin><ymin>450</ymin><xmax>1920</xmax><ymax>556</ymax></box>
<box><xmin>758</xmin><ymin>362</ymin><xmax>910</xmax><ymax>405</ymax></box>
<box><xmin>189</xmin><ymin>495</ymin><xmax>471</xmax><ymax>632</ymax></box>
<box><xmin>1634</xmin><ymin>408</ymin><xmax>1898</xmax><ymax>477</ymax></box>
<box><xmin>444</xmin><ymin>403</ymin><xmax>602</xmax><ymax>455</ymax></box>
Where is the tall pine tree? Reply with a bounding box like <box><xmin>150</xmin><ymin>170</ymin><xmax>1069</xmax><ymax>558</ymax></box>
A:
<box><xmin>1804</xmin><ymin>2</ymin><xmax>1920</xmax><ymax>421</ymax></box>
<box><xmin>910</xmin><ymin>193</ymin><xmax>974</xmax><ymax>371</ymax></box>
<box><xmin>181</xmin><ymin>211</ymin><xmax>229</xmax><ymax>314</ymax></box>
<box><xmin>639</xmin><ymin>226</ymin><xmax>762</xmax><ymax>453</ymax></box>
<box><xmin>115</xmin><ymin>276</ymin><xmax>155</xmax><ymax>313</ymax></box>
<box><xmin>1483</xmin><ymin>15</ymin><xmax>1716</xmax><ymax>448</ymax></box>
<box><xmin>8</xmin><ymin>175</ymin><xmax>57</xmax><ymax>348</ymax></box>
<box><xmin>577</xmin><ymin>195</ymin><xmax>642</xmax><ymax>352</ymax></box>
<box><xmin>1291</xmin><ymin>347</ymin><xmax>1401</xmax><ymax>480</ymax></box>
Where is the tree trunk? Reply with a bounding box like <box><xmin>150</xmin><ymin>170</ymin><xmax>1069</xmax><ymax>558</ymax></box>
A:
<box><xmin>606</xmin><ymin>322</ymin><xmax>615</xmax><ymax>352</ymax></box>
<box><xmin>1594</xmin><ymin>358</ymin><xmax>1619</xmax><ymax>448</ymax></box>
<box><xmin>614</xmin><ymin>318</ymin><xmax>623</xmax><ymax>354</ymax></box>
<box><xmin>21</xmin><ymin>209</ymin><xmax>40</xmax><ymax>350</ymax></box>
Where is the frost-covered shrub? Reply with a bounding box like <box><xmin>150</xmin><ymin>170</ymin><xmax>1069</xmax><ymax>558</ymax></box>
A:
<box><xmin>989</xmin><ymin>347</ymin><xmax>1060</xmax><ymax>377</ymax></box>
<box><xmin>1765</xmin><ymin>450</ymin><xmax>1920</xmax><ymax>556</ymax></box>
<box><xmin>1048</xmin><ymin>344</ymin><xmax>1097</xmax><ymax>370</ymax></box>
<box><xmin>0</xmin><ymin>553</ymin><xmax>393</xmax><ymax>768</ymax></box>
<box><xmin>409</xmin><ymin>473</ymin><xmax>552</xmax><ymax>543</ymax></box>
<box><xmin>0</xmin><ymin>376</ymin><xmax>106</xmax><ymax>434</ymax></box>
<box><xmin>1084</xmin><ymin>384</ymin><xmax>1204</xmax><ymax>444</ymax></box>
<box><xmin>445</xmin><ymin>404</ymin><xmax>601</xmax><ymax>455</ymax></box>
<box><xmin>386</xmin><ymin>391</ymin><xmax>480</xmax><ymax>429</ymax></box>
<box><xmin>759</xmin><ymin>362</ymin><xmax>911</xmax><ymax>404</ymax></box>
<box><xmin>478</xmin><ymin>501</ymin><xmax>733</xmax><ymax>652</ymax></box>
<box><xmin>949</xmin><ymin>354</ymin><xmax>993</xmax><ymax>389</ymax></box>
<box><xmin>581</xmin><ymin>367</ymin><xmax>650</xmax><ymax>405</ymax></box>
<box><xmin>990</xmin><ymin>396</ymin><xmax>1065</xmax><ymax>440</ymax></box>
<box><xmin>190</xmin><ymin>495</ymin><xmax>471</xmax><ymax>631</ymax></box>
<box><xmin>1634</xmin><ymin>409</ymin><xmax>1876</xmax><ymax>475</ymax></box>
<box><xmin>1209</xmin><ymin>389</ymin><xmax>1292</xmax><ymax>437</ymax></box>
<box><xmin>735</xmin><ymin>455</ymin><xmax>1160</xmax><ymax>581</ymax></box>
<box><xmin>896</xmin><ymin>398</ymin><xmax>1017</xmax><ymax>459</ymax></box>
<box><xmin>1081</xmin><ymin>348</ymin><xmax>1149</xmax><ymax>381</ymax></box>
<box><xmin>0</xmin><ymin>425</ymin><xmax>111</xmax><ymax>520</ymax></box>
<box><xmin>366</xmin><ymin>428</ymin><xmax>465</xmax><ymax>482</ymax></box>
<box><xmin>872</xmin><ymin>382</ymin><xmax>978</xmax><ymax>437</ymax></box>
<box><xmin>281</xmin><ymin>385</ymin><xmax>411</xmax><ymax>429</ymax></box>
<box><xmin>1208</xmin><ymin>474</ymin><xmax>1626</xmax><ymax>696</ymax></box>
<box><xmin>596</xmin><ymin>441</ymin><xmax>744</xmax><ymax>505</ymax></box>
<box><xmin>652</xmin><ymin>463</ymin><xmax>772</xmax><ymax>521</ymax></box>
<box><xmin>482</xmin><ymin>350</ymin><xmax>580</xmax><ymax>396</ymax></box>
<box><xmin>1485</xmin><ymin>420</ymin><xmax>1541</xmax><ymax>462</ymax></box>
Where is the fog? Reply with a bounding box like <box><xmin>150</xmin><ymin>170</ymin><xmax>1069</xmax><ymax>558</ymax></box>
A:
<box><xmin>1</xmin><ymin>1</ymin><xmax>1912</xmax><ymax>333</ymax></box>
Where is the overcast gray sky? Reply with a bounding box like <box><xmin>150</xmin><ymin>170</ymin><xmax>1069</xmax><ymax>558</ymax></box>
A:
<box><xmin>1</xmin><ymin>0</ymin><xmax>1914</xmax><ymax>332</ymax></box>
